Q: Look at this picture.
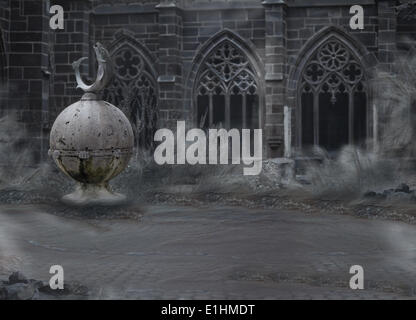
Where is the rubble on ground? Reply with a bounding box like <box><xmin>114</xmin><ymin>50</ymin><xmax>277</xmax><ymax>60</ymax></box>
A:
<box><xmin>364</xmin><ymin>183</ymin><xmax>416</xmax><ymax>202</ymax></box>
<box><xmin>0</xmin><ymin>154</ymin><xmax>415</xmax><ymax>225</ymax></box>
<box><xmin>0</xmin><ymin>272</ymin><xmax>88</xmax><ymax>300</ymax></box>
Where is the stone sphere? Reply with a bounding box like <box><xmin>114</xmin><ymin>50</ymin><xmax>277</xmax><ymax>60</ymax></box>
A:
<box><xmin>49</xmin><ymin>93</ymin><xmax>134</xmax><ymax>188</ymax></box>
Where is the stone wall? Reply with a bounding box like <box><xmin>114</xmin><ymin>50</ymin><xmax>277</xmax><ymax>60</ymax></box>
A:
<box><xmin>49</xmin><ymin>0</ymin><xmax>91</xmax><ymax>124</ymax></box>
<box><xmin>181</xmin><ymin>4</ymin><xmax>266</xmax><ymax>128</ymax></box>
<box><xmin>285</xmin><ymin>1</ymin><xmax>383</xmax><ymax>153</ymax></box>
<box><xmin>5</xmin><ymin>0</ymin><xmax>50</xmax><ymax>161</ymax></box>
<box><xmin>91</xmin><ymin>1</ymin><xmax>267</xmax><ymax>133</ymax></box>
<box><xmin>0</xmin><ymin>0</ymin><xmax>9</xmax><ymax>111</ymax></box>
<box><xmin>87</xmin><ymin>0</ymin><xmax>399</xmax><ymax>157</ymax></box>
<box><xmin>0</xmin><ymin>0</ymin><xmax>414</xmax><ymax>161</ymax></box>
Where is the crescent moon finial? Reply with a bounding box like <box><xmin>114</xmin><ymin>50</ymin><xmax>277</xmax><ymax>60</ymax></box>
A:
<box><xmin>72</xmin><ymin>42</ymin><xmax>114</xmax><ymax>94</ymax></box>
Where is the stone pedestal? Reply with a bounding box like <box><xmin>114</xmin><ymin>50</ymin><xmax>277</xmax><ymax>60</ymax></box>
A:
<box><xmin>49</xmin><ymin>44</ymin><xmax>134</xmax><ymax>206</ymax></box>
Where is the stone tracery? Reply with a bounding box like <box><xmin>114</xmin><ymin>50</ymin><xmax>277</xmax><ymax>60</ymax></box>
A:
<box><xmin>103</xmin><ymin>43</ymin><xmax>158</xmax><ymax>151</ymax></box>
<box><xmin>301</xmin><ymin>40</ymin><xmax>365</xmax><ymax>103</ymax></box>
<box><xmin>299</xmin><ymin>38</ymin><xmax>368</xmax><ymax>151</ymax></box>
<box><xmin>195</xmin><ymin>41</ymin><xmax>259</xmax><ymax>129</ymax></box>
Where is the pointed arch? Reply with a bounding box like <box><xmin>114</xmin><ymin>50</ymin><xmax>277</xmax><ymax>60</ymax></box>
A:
<box><xmin>288</xmin><ymin>26</ymin><xmax>378</xmax><ymax>152</ymax></box>
<box><xmin>107</xmin><ymin>29</ymin><xmax>159</xmax><ymax>80</ymax></box>
<box><xmin>103</xmin><ymin>30</ymin><xmax>159</xmax><ymax>151</ymax></box>
<box><xmin>288</xmin><ymin>26</ymin><xmax>376</xmax><ymax>92</ymax></box>
<box><xmin>185</xmin><ymin>29</ymin><xmax>265</xmax><ymax>129</ymax></box>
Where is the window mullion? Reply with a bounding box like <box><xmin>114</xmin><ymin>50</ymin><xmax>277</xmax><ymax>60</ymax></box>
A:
<box><xmin>209</xmin><ymin>93</ymin><xmax>213</xmax><ymax>127</ymax></box>
<box><xmin>349</xmin><ymin>90</ymin><xmax>354</xmax><ymax>144</ymax></box>
<box><xmin>225</xmin><ymin>92</ymin><xmax>230</xmax><ymax>129</ymax></box>
<box><xmin>313</xmin><ymin>91</ymin><xmax>319</xmax><ymax>146</ymax></box>
<box><xmin>242</xmin><ymin>92</ymin><xmax>247</xmax><ymax>129</ymax></box>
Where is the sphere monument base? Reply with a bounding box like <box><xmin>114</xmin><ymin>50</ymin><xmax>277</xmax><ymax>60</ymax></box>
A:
<box><xmin>62</xmin><ymin>183</ymin><xmax>127</xmax><ymax>206</ymax></box>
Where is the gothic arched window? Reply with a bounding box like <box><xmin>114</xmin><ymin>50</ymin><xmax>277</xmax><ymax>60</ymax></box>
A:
<box><xmin>299</xmin><ymin>39</ymin><xmax>367</xmax><ymax>152</ymax></box>
<box><xmin>103</xmin><ymin>44</ymin><xmax>158</xmax><ymax>150</ymax></box>
<box><xmin>195</xmin><ymin>41</ymin><xmax>259</xmax><ymax>130</ymax></box>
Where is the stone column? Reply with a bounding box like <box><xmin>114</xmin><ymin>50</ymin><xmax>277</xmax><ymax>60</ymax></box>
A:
<box><xmin>156</xmin><ymin>0</ymin><xmax>184</xmax><ymax>131</ymax></box>
<box><xmin>7</xmin><ymin>0</ymin><xmax>50</xmax><ymax>161</ymax></box>
<box><xmin>262</xmin><ymin>0</ymin><xmax>287</xmax><ymax>158</ymax></box>
<box><xmin>377</xmin><ymin>0</ymin><xmax>397</xmax><ymax>72</ymax></box>
<box><xmin>284</xmin><ymin>105</ymin><xmax>291</xmax><ymax>158</ymax></box>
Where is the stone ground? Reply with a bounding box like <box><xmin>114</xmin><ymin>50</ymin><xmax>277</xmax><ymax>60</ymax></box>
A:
<box><xmin>0</xmin><ymin>204</ymin><xmax>416</xmax><ymax>300</ymax></box>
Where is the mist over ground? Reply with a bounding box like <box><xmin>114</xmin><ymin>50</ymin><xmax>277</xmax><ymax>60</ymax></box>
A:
<box><xmin>0</xmin><ymin>49</ymin><xmax>415</xmax><ymax>221</ymax></box>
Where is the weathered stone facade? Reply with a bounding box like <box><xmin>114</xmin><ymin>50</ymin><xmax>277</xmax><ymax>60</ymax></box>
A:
<box><xmin>0</xmin><ymin>0</ymin><xmax>415</xmax><ymax>160</ymax></box>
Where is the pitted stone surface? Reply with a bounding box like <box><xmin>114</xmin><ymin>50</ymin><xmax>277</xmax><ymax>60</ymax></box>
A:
<box><xmin>50</xmin><ymin>99</ymin><xmax>133</xmax><ymax>153</ymax></box>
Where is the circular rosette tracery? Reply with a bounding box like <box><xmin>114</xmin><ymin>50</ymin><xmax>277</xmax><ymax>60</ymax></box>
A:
<box><xmin>114</xmin><ymin>47</ymin><xmax>144</xmax><ymax>81</ymax></box>
<box><xmin>205</xmin><ymin>42</ymin><xmax>248</xmax><ymax>84</ymax></box>
<box><xmin>318</xmin><ymin>41</ymin><xmax>350</xmax><ymax>72</ymax></box>
<box><xmin>300</xmin><ymin>38</ymin><xmax>366</xmax><ymax>104</ymax></box>
<box><xmin>303</xmin><ymin>61</ymin><xmax>325</xmax><ymax>86</ymax></box>
<box><xmin>341</xmin><ymin>62</ymin><xmax>363</xmax><ymax>85</ymax></box>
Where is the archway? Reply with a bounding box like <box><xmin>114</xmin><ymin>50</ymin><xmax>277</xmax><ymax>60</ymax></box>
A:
<box><xmin>186</xmin><ymin>30</ymin><xmax>265</xmax><ymax>131</ymax></box>
<box><xmin>103</xmin><ymin>32</ymin><xmax>159</xmax><ymax>151</ymax></box>
<box><xmin>300</xmin><ymin>38</ymin><xmax>367</xmax><ymax>152</ymax></box>
<box><xmin>289</xmin><ymin>26</ymin><xmax>376</xmax><ymax>155</ymax></box>
<box><xmin>195</xmin><ymin>41</ymin><xmax>260</xmax><ymax>131</ymax></box>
